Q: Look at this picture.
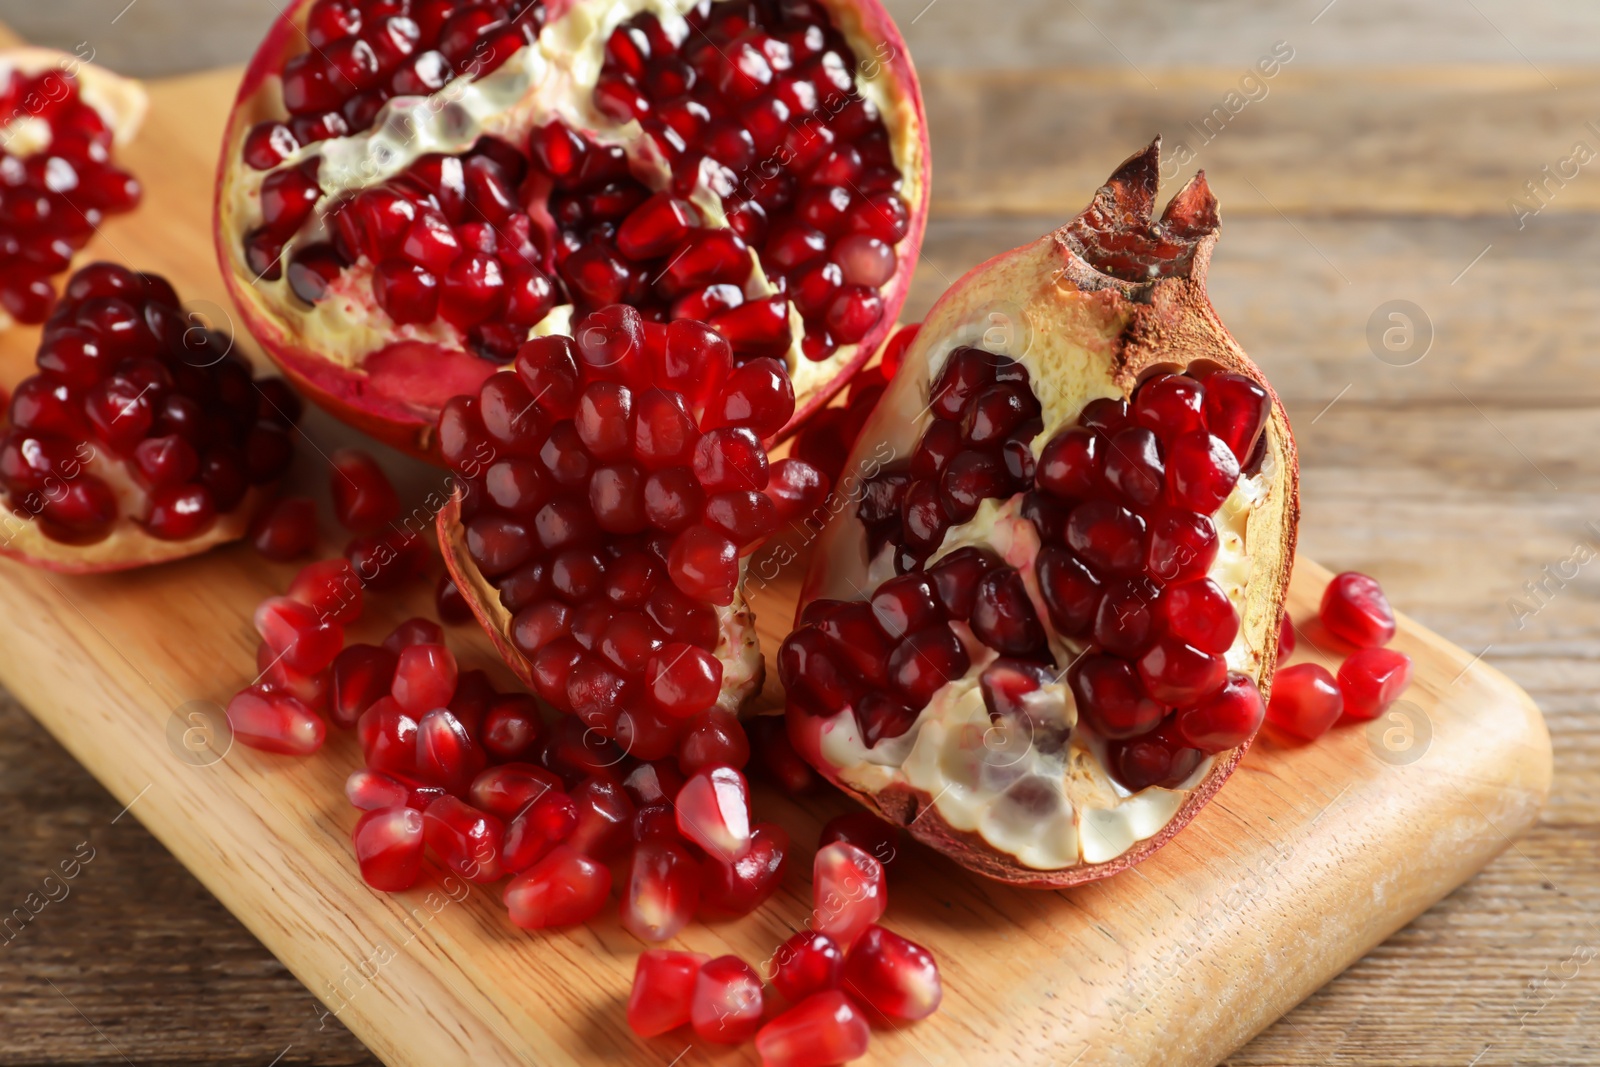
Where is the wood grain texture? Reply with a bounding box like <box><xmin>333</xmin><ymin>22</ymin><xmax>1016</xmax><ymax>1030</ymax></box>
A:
<box><xmin>0</xmin><ymin>10</ymin><xmax>1593</xmax><ymax>1067</ymax></box>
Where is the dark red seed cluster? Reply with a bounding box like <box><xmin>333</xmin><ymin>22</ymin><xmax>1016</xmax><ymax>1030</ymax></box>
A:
<box><xmin>439</xmin><ymin>303</ymin><xmax>815</xmax><ymax>759</ymax></box>
<box><xmin>0</xmin><ymin>263</ymin><xmax>298</xmax><ymax>545</ymax></box>
<box><xmin>784</xmin><ymin>354</ymin><xmax>1278</xmax><ymax>791</ymax></box>
<box><xmin>0</xmin><ymin>68</ymin><xmax>142</xmax><ymax>324</ymax></box>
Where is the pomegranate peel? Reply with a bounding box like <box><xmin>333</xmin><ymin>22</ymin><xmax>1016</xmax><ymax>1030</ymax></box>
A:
<box><xmin>784</xmin><ymin>139</ymin><xmax>1300</xmax><ymax>887</ymax></box>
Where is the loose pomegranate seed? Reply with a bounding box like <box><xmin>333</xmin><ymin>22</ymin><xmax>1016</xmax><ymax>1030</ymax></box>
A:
<box><xmin>330</xmin><ymin>643</ymin><xmax>396</xmax><ymax>729</ymax></box>
<box><xmin>1266</xmin><ymin>663</ymin><xmax>1344</xmax><ymax>741</ymax></box>
<box><xmin>250</xmin><ymin>496</ymin><xmax>318</xmax><ymax>560</ymax></box>
<box><xmin>345</xmin><ymin>768</ymin><xmax>443</xmax><ymax>813</ymax></box>
<box><xmin>677</xmin><ymin>708</ymin><xmax>750</xmax><ymax>774</ymax></box>
<box><xmin>840</xmin><ymin>924</ymin><xmax>942</xmax><ymax>1021</ymax></box>
<box><xmin>359</xmin><ymin>698</ymin><xmax>419</xmax><ymax>776</ymax></box>
<box><xmin>288</xmin><ymin>558</ymin><xmax>363</xmax><ymax>625</ymax></box>
<box><xmin>1278</xmin><ymin>614</ymin><xmax>1297</xmax><ymax>663</ymax></box>
<box><xmin>1320</xmin><ymin>571</ymin><xmax>1397</xmax><ymax>648</ymax></box>
<box><xmin>330</xmin><ymin>448</ymin><xmax>400</xmax><ymax>533</ymax></box>
<box><xmin>755</xmin><ymin>991</ymin><xmax>870</xmax><ymax>1067</ymax></box>
<box><xmin>469</xmin><ymin>763</ymin><xmax>559</xmax><ymax>821</ymax></box>
<box><xmin>416</xmin><ymin>707</ymin><xmax>487</xmax><ymax>795</ymax></box>
<box><xmin>819</xmin><ymin>811</ymin><xmax>901</xmax><ymax>869</ymax></box>
<box><xmin>813</xmin><ymin>842</ymin><xmax>885</xmax><ymax>951</ymax></box>
<box><xmin>352</xmin><ymin>806</ymin><xmax>425</xmax><ymax>892</ymax></box>
<box><xmin>255</xmin><ymin>596</ymin><xmax>343</xmax><ymax>674</ymax></box>
<box><xmin>567</xmin><ymin>775</ymin><xmax>636</xmax><ymax>860</ymax></box>
<box><xmin>226</xmin><ymin>686</ymin><xmax>326</xmax><ymax>756</ymax></box>
<box><xmin>771</xmin><ymin>929</ymin><xmax>845</xmax><ymax>1003</ymax></box>
<box><xmin>502</xmin><ymin>791</ymin><xmax>579</xmax><ymax>873</ymax></box>
<box><xmin>699</xmin><ymin>822</ymin><xmax>787</xmax><ymax>917</ymax></box>
<box><xmin>384</xmin><ymin>616</ymin><xmax>445</xmax><ymax>652</ymax></box>
<box><xmin>422</xmin><ymin>794</ymin><xmax>503</xmax><ymax>882</ymax></box>
<box><xmin>622</xmin><ymin>839</ymin><xmax>701</xmax><ymax>942</ymax></box>
<box><xmin>676</xmin><ymin>766</ymin><xmax>752</xmax><ymax>862</ymax></box>
<box><xmin>481</xmin><ymin>694</ymin><xmax>543</xmax><ymax>762</ymax></box>
<box><xmin>691</xmin><ymin>955</ymin><xmax>764</xmax><ymax>1044</ymax></box>
<box><xmin>390</xmin><ymin>642</ymin><xmax>458</xmax><ymax>714</ymax></box>
<box><xmin>1337</xmin><ymin>647</ymin><xmax>1413</xmax><ymax>721</ymax></box>
<box><xmin>1175</xmin><ymin>672</ymin><xmax>1265</xmax><ymax>753</ymax></box>
<box><xmin>627</xmin><ymin>950</ymin><xmax>708</xmax><ymax>1038</ymax></box>
<box><xmin>503</xmin><ymin>845</ymin><xmax>611</xmax><ymax>929</ymax></box>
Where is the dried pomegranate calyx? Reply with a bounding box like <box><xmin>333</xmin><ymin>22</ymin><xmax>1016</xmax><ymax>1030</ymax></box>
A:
<box><xmin>786</xmin><ymin>139</ymin><xmax>1300</xmax><ymax>887</ymax></box>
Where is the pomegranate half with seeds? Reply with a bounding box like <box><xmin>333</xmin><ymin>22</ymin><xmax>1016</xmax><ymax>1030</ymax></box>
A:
<box><xmin>214</xmin><ymin>0</ymin><xmax>928</xmax><ymax>457</ymax></box>
<box><xmin>0</xmin><ymin>263</ymin><xmax>300</xmax><ymax>572</ymax></box>
<box><xmin>781</xmin><ymin>140</ymin><xmax>1300</xmax><ymax>887</ymax></box>
<box><xmin>0</xmin><ymin>49</ymin><xmax>148</xmax><ymax>329</ymax></box>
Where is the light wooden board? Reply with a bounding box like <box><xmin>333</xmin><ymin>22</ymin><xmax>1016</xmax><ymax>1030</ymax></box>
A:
<box><xmin>0</xmin><ymin>59</ymin><xmax>1556</xmax><ymax>1067</ymax></box>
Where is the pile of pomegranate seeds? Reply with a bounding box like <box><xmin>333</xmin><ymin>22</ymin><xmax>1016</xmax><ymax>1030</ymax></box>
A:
<box><xmin>0</xmin><ymin>68</ymin><xmax>142</xmax><ymax>324</ymax></box>
<box><xmin>1267</xmin><ymin>572</ymin><xmax>1413</xmax><ymax>741</ymax></box>
<box><xmin>626</xmin><ymin>840</ymin><xmax>941</xmax><ymax>1062</ymax></box>
<box><xmin>0</xmin><ymin>263</ymin><xmax>297</xmax><ymax>545</ymax></box>
<box><xmin>785</xmin><ymin>356</ymin><xmax>1274</xmax><ymax>791</ymax></box>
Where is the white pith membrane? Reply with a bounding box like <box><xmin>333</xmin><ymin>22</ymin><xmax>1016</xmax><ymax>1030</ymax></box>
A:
<box><xmin>793</xmin><ymin>149</ymin><xmax>1296</xmax><ymax>878</ymax></box>
<box><xmin>218</xmin><ymin>0</ymin><xmax>926</xmax><ymax>410</ymax></box>
<box><xmin>0</xmin><ymin>48</ymin><xmax>148</xmax><ymax>331</ymax></box>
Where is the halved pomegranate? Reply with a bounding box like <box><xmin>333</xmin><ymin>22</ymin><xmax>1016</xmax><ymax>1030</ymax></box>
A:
<box><xmin>0</xmin><ymin>49</ymin><xmax>147</xmax><ymax>328</ymax></box>
<box><xmin>0</xmin><ymin>263</ymin><xmax>299</xmax><ymax>572</ymax></box>
<box><xmin>780</xmin><ymin>140</ymin><xmax>1300</xmax><ymax>887</ymax></box>
<box><xmin>214</xmin><ymin>0</ymin><xmax>929</xmax><ymax>457</ymax></box>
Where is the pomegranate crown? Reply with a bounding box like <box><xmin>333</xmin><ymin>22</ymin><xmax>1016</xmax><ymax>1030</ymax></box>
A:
<box><xmin>1062</xmin><ymin>136</ymin><xmax>1220</xmax><ymax>285</ymax></box>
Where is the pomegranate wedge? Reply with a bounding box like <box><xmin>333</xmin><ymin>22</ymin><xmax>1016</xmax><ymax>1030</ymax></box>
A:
<box><xmin>781</xmin><ymin>140</ymin><xmax>1300</xmax><ymax>886</ymax></box>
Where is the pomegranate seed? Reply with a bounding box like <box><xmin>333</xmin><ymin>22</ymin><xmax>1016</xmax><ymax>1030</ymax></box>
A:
<box><xmin>622</xmin><ymin>839</ymin><xmax>701</xmax><ymax>942</ymax></box>
<box><xmin>503</xmin><ymin>791</ymin><xmax>579</xmax><ymax>872</ymax></box>
<box><xmin>330</xmin><ymin>448</ymin><xmax>399</xmax><ymax>533</ymax></box>
<box><xmin>1320</xmin><ymin>572</ymin><xmax>1397</xmax><ymax>648</ymax></box>
<box><xmin>668</xmin><ymin>524</ymin><xmax>739</xmax><ymax>605</ymax></box>
<box><xmin>699</xmin><ymin>822</ymin><xmax>787</xmax><ymax>917</ymax></box>
<box><xmin>1146</xmin><ymin>508</ymin><xmax>1218</xmax><ymax>583</ymax></box>
<box><xmin>691</xmin><ymin>955</ymin><xmax>764</xmax><ymax>1044</ymax></box>
<box><xmin>481</xmin><ymin>694</ymin><xmax>543</xmax><ymax>761</ymax></box>
<box><xmin>345</xmin><ymin>768</ymin><xmax>443</xmax><ymax>812</ymax></box>
<box><xmin>748</xmin><ymin>717</ymin><xmax>815</xmax><ymax>795</ymax></box>
<box><xmin>755</xmin><ymin>991</ymin><xmax>870</xmax><ymax>1067</ymax></box>
<box><xmin>1159</xmin><ymin>577</ymin><xmax>1239</xmax><ymax>654</ymax></box>
<box><xmin>627</xmin><ymin>949</ymin><xmax>708</xmax><ymax>1038</ymax></box>
<box><xmin>840</xmin><ymin>924</ymin><xmax>942</xmax><ymax>1020</ymax></box>
<box><xmin>771</xmin><ymin>929</ymin><xmax>845</xmax><ymax>1003</ymax></box>
<box><xmin>707</xmin><ymin>357</ymin><xmax>795</xmax><ymax>438</ymax></box>
<box><xmin>1102</xmin><ymin>426</ymin><xmax>1165</xmax><ymax>507</ymax></box>
<box><xmin>226</xmin><ymin>686</ymin><xmax>326</xmax><ymax>756</ymax></box>
<box><xmin>250</xmin><ymin>496</ymin><xmax>318</xmax><ymax>561</ymax></box>
<box><xmin>503</xmin><ymin>845</ymin><xmax>611</xmax><ymax>928</ymax></box>
<box><xmin>358</xmin><ymin>698</ymin><xmax>419</xmax><ymax>776</ymax></box>
<box><xmin>330</xmin><ymin>643</ymin><xmax>396</xmax><ymax>729</ymax></box>
<box><xmin>1134</xmin><ymin>373</ymin><xmax>1207</xmax><ymax>439</ymax></box>
<box><xmin>384</xmin><ymin>617</ymin><xmax>444</xmax><ymax>652</ymax></box>
<box><xmin>416</xmin><ymin>707</ymin><xmax>486</xmax><ymax>795</ymax></box>
<box><xmin>676</xmin><ymin>765</ymin><xmax>752</xmax><ymax>862</ymax></box>
<box><xmin>352</xmin><ymin>806</ymin><xmax>425</xmax><ymax>892</ymax></box>
<box><xmin>812</xmin><ymin>842</ymin><xmax>885</xmax><ymax>951</ymax></box>
<box><xmin>1166</xmin><ymin>430</ymin><xmax>1240</xmax><ymax>513</ymax></box>
<box><xmin>1337</xmin><ymin>647</ymin><xmax>1413</xmax><ymax>721</ymax></box>
<box><xmin>391</xmin><ymin>643</ymin><xmax>458</xmax><ymax>714</ymax></box>
<box><xmin>1266</xmin><ymin>663</ymin><xmax>1344</xmax><ymax>741</ymax></box>
<box><xmin>254</xmin><ymin>596</ymin><xmax>342</xmax><ymax>674</ymax></box>
<box><xmin>677</xmin><ymin>708</ymin><xmax>750</xmax><ymax>774</ymax></box>
<box><xmin>1278</xmin><ymin>614</ymin><xmax>1297</xmax><ymax>663</ymax></box>
<box><xmin>1137</xmin><ymin>636</ymin><xmax>1226</xmax><ymax>707</ymax></box>
<box><xmin>422</xmin><ymin>794</ymin><xmax>503</xmax><ymax>882</ymax></box>
<box><xmin>1175</xmin><ymin>672</ymin><xmax>1265</xmax><ymax>752</ymax></box>
<box><xmin>567</xmin><ymin>775</ymin><xmax>635</xmax><ymax>860</ymax></box>
<box><xmin>1204</xmin><ymin>372</ymin><xmax>1272</xmax><ymax>464</ymax></box>
<box><xmin>288</xmin><ymin>558</ymin><xmax>363</xmax><ymax>626</ymax></box>
<box><xmin>819</xmin><ymin>811</ymin><xmax>901</xmax><ymax>869</ymax></box>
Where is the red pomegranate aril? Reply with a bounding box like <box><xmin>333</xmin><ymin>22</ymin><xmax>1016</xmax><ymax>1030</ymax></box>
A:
<box><xmin>1337</xmin><ymin>647</ymin><xmax>1413</xmax><ymax>721</ymax></box>
<box><xmin>132</xmin><ymin>434</ymin><xmax>199</xmax><ymax>489</ymax></box>
<box><xmin>502</xmin><ymin>790</ymin><xmax>580</xmax><ymax>873</ymax></box>
<box><xmin>1175</xmin><ymin>672</ymin><xmax>1265</xmax><ymax>753</ymax></box>
<box><xmin>328</xmin><ymin>644</ymin><xmax>393</xmax><ymax>728</ymax></box>
<box><xmin>358</xmin><ymin>698</ymin><xmax>419</xmax><ymax>776</ymax></box>
<box><xmin>840</xmin><ymin>924</ymin><xmax>942</xmax><ymax>1021</ymax></box>
<box><xmin>373</xmin><ymin>259</ymin><xmax>439</xmax><ymax>324</ymax></box>
<box><xmin>1066</xmin><ymin>499</ymin><xmax>1147</xmax><ymax>576</ymax></box>
<box><xmin>643</xmin><ymin>642</ymin><xmax>722</xmax><ymax>719</ymax></box>
<box><xmin>469</xmin><ymin>763</ymin><xmax>560</xmax><ymax>822</ymax></box>
<box><xmin>567</xmin><ymin>775</ymin><xmax>635</xmax><ymax>860</ymax></box>
<box><xmin>226</xmin><ymin>685</ymin><xmax>325</xmax><ymax>756</ymax></box>
<box><xmin>144</xmin><ymin>484</ymin><xmax>216</xmax><ymax>541</ymax></box>
<box><xmin>1133</xmin><ymin>373</ymin><xmax>1206</xmax><ymax>439</ymax></box>
<box><xmin>1160</xmin><ymin>577</ymin><xmax>1239</xmax><ymax>654</ymax></box>
<box><xmin>691</xmin><ymin>955</ymin><xmax>764</xmax><ymax>1044</ymax></box>
<box><xmin>622</xmin><ymin>839</ymin><xmax>701</xmax><ymax>943</ymax></box>
<box><xmin>250</xmin><ymin>496</ymin><xmax>318</xmax><ymax>561</ymax></box>
<box><xmin>755</xmin><ymin>990</ymin><xmax>870</xmax><ymax>1067</ymax></box>
<box><xmin>329</xmin><ymin>448</ymin><xmax>399</xmax><ymax>534</ymax></box>
<box><xmin>676</xmin><ymin>765</ymin><xmax>752</xmax><ymax>862</ymax></box>
<box><xmin>1320</xmin><ymin>572</ymin><xmax>1397</xmax><ymax>649</ymax></box>
<box><xmin>1204</xmin><ymin>372</ymin><xmax>1272</xmax><ymax>465</ymax></box>
<box><xmin>345</xmin><ymin>768</ymin><xmax>444</xmax><ymax>812</ymax></box>
<box><xmin>416</xmin><ymin>707</ymin><xmax>486</xmax><ymax>795</ymax></box>
<box><xmin>970</xmin><ymin>566</ymin><xmax>1047</xmax><ymax>655</ymax></box>
<box><xmin>255</xmin><ymin>595</ymin><xmax>342</xmax><ymax>674</ymax></box>
<box><xmin>819</xmin><ymin>811</ymin><xmax>902</xmax><ymax>870</ymax></box>
<box><xmin>698</xmin><ymin>821</ymin><xmax>787</xmax><ymax>917</ymax></box>
<box><xmin>383</xmin><ymin>616</ymin><xmax>444</xmax><ymax>653</ymax></box>
<box><xmin>772</xmin><ymin>929</ymin><xmax>845</xmax><ymax>1003</ymax></box>
<box><xmin>1102</xmin><ymin>426</ymin><xmax>1165</xmax><ymax>507</ymax></box>
<box><xmin>667</xmin><ymin>524</ymin><xmax>739</xmax><ymax>605</ymax></box>
<box><xmin>481</xmin><ymin>694</ymin><xmax>542</xmax><ymax>761</ymax></box>
<box><xmin>504</xmin><ymin>845</ymin><xmax>611</xmax><ymax>929</ymax></box>
<box><xmin>1070</xmin><ymin>654</ymin><xmax>1165</xmax><ymax>740</ymax></box>
<box><xmin>887</xmin><ymin>625</ymin><xmax>969</xmax><ymax>706</ymax></box>
<box><xmin>628</xmin><ymin>949</ymin><xmax>709</xmax><ymax>1038</ymax></box>
<box><xmin>1266</xmin><ymin>663</ymin><xmax>1344</xmax><ymax>741</ymax></box>
<box><xmin>351</xmin><ymin>806</ymin><xmax>425</xmax><ymax>892</ymax></box>
<box><xmin>707</xmin><ymin>357</ymin><xmax>795</xmax><ymax>439</ymax></box>
<box><xmin>1137</xmin><ymin>636</ymin><xmax>1226</xmax><ymax>707</ymax></box>
<box><xmin>1146</xmin><ymin>508</ymin><xmax>1219</xmax><ymax>584</ymax></box>
<box><xmin>422</xmin><ymin>794</ymin><xmax>503</xmax><ymax>882</ymax></box>
<box><xmin>243</xmin><ymin>121</ymin><xmax>300</xmax><ymax>171</ymax></box>
<box><xmin>813</xmin><ymin>842</ymin><xmax>885</xmax><ymax>951</ymax></box>
<box><xmin>1166</xmin><ymin>430</ymin><xmax>1241</xmax><ymax>513</ymax></box>
<box><xmin>1036</xmin><ymin>428</ymin><xmax>1102</xmax><ymax>500</ymax></box>
<box><xmin>1108</xmin><ymin>721</ymin><xmax>1203</xmax><ymax>791</ymax></box>
<box><xmin>1278</xmin><ymin>615</ymin><xmax>1297</xmax><ymax>663</ymax></box>
<box><xmin>391</xmin><ymin>643</ymin><xmax>458</xmax><ymax>714</ymax></box>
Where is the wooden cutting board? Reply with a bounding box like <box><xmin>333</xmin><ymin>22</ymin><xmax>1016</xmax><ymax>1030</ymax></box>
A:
<box><xmin>0</xmin><ymin>42</ymin><xmax>1554</xmax><ymax>1067</ymax></box>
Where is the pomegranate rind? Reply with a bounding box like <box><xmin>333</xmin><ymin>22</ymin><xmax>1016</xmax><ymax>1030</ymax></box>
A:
<box><xmin>214</xmin><ymin>0</ymin><xmax>930</xmax><ymax>460</ymax></box>
<box><xmin>793</xmin><ymin>138</ymin><xmax>1300</xmax><ymax>888</ymax></box>
<box><xmin>435</xmin><ymin>491</ymin><xmax>765</xmax><ymax>718</ymax></box>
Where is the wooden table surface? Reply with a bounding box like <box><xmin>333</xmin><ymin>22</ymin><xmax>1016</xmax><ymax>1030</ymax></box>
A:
<box><xmin>5</xmin><ymin>2</ymin><xmax>1600</xmax><ymax>1065</ymax></box>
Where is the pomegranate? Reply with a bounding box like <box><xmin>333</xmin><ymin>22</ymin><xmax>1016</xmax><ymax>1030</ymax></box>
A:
<box><xmin>214</xmin><ymin>0</ymin><xmax>930</xmax><ymax>457</ymax></box>
<box><xmin>0</xmin><ymin>263</ymin><xmax>300</xmax><ymax>571</ymax></box>
<box><xmin>0</xmin><ymin>49</ymin><xmax>147</xmax><ymax>329</ymax></box>
<box><xmin>779</xmin><ymin>141</ymin><xmax>1300</xmax><ymax>886</ymax></box>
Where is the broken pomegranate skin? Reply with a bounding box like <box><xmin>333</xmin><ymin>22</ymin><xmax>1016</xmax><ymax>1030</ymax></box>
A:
<box><xmin>352</xmin><ymin>806</ymin><xmax>425</xmax><ymax>892</ymax></box>
<box><xmin>839</xmin><ymin>924</ymin><xmax>942</xmax><ymax>1021</ymax></box>
<box><xmin>755</xmin><ymin>990</ymin><xmax>870</xmax><ymax>1067</ymax></box>
<box><xmin>690</xmin><ymin>955</ymin><xmax>764</xmax><ymax>1044</ymax></box>
<box><xmin>503</xmin><ymin>844</ymin><xmax>611</xmax><ymax>929</ymax></box>
<box><xmin>627</xmin><ymin>949</ymin><xmax>708</xmax><ymax>1038</ymax></box>
<box><xmin>698</xmin><ymin>822</ymin><xmax>788</xmax><ymax>918</ymax></box>
<box><xmin>226</xmin><ymin>686</ymin><xmax>326</xmax><ymax>755</ymax></box>
<box><xmin>1266</xmin><ymin>663</ymin><xmax>1344</xmax><ymax>741</ymax></box>
<box><xmin>813</xmin><ymin>842</ymin><xmax>885</xmax><ymax>951</ymax></box>
<box><xmin>784</xmin><ymin>141</ymin><xmax>1300</xmax><ymax>888</ymax></box>
<box><xmin>0</xmin><ymin>263</ymin><xmax>298</xmax><ymax>572</ymax></box>
<box><xmin>622</xmin><ymin>839</ymin><xmax>701</xmax><ymax>943</ymax></box>
<box><xmin>771</xmin><ymin>929</ymin><xmax>845</xmax><ymax>1004</ymax></box>
<box><xmin>1321</xmin><ymin>571</ymin><xmax>1397</xmax><ymax>649</ymax></box>
<box><xmin>216</xmin><ymin>0</ymin><xmax>930</xmax><ymax>456</ymax></box>
<box><xmin>1337</xmin><ymin>647</ymin><xmax>1413</xmax><ymax>721</ymax></box>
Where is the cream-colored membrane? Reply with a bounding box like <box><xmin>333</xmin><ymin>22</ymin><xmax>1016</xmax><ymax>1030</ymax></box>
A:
<box><xmin>817</xmin><ymin>293</ymin><xmax>1279</xmax><ymax>870</ymax></box>
<box><xmin>224</xmin><ymin>0</ymin><xmax>922</xmax><ymax>385</ymax></box>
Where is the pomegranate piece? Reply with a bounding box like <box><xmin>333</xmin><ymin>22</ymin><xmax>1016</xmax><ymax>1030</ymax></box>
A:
<box><xmin>352</xmin><ymin>806</ymin><xmax>425</xmax><ymax>892</ymax></box>
<box><xmin>330</xmin><ymin>448</ymin><xmax>400</xmax><ymax>533</ymax></box>
<box><xmin>503</xmin><ymin>845</ymin><xmax>611</xmax><ymax>929</ymax></box>
<box><xmin>690</xmin><ymin>955</ymin><xmax>764</xmax><ymax>1044</ymax></box>
<box><xmin>839</xmin><ymin>924</ymin><xmax>942</xmax><ymax>1021</ymax></box>
<box><xmin>771</xmin><ymin>930</ymin><xmax>845</xmax><ymax>1004</ymax></box>
<box><xmin>675</xmin><ymin>766</ymin><xmax>752</xmax><ymax>863</ymax></box>
<box><xmin>226</xmin><ymin>686</ymin><xmax>325</xmax><ymax>756</ymax></box>
<box><xmin>1321</xmin><ymin>571</ymin><xmax>1397</xmax><ymax>648</ymax></box>
<box><xmin>813</xmin><ymin>842</ymin><xmax>885</xmax><ymax>951</ymax></box>
<box><xmin>422</xmin><ymin>794</ymin><xmax>503</xmax><ymax>882</ymax></box>
<box><xmin>781</xmin><ymin>141</ymin><xmax>1299</xmax><ymax>888</ymax></box>
<box><xmin>622</xmin><ymin>839</ymin><xmax>701</xmax><ymax>942</ymax></box>
<box><xmin>218</xmin><ymin>0</ymin><xmax>931</xmax><ymax>456</ymax></box>
<box><xmin>1266</xmin><ymin>663</ymin><xmax>1344</xmax><ymax>741</ymax></box>
<box><xmin>755</xmin><ymin>991</ymin><xmax>870</xmax><ymax>1067</ymax></box>
<box><xmin>699</xmin><ymin>822</ymin><xmax>788</xmax><ymax>917</ymax></box>
<box><xmin>627</xmin><ymin>950</ymin><xmax>708</xmax><ymax>1038</ymax></box>
<box><xmin>1337</xmin><ymin>647</ymin><xmax>1414</xmax><ymax>721</ymax></box>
